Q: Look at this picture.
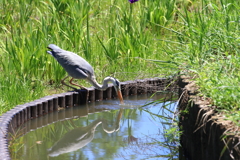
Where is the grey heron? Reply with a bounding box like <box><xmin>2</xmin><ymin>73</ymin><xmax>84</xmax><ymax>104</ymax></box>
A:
<box><xmin>47</xmin><ymin>44</ymin><xmax>123</xmax><ymax>104</ymax></box>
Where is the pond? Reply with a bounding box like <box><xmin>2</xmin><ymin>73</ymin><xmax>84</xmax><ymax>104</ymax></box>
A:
<box><xmin>9</xmin><ymin>93</ymin><xmax>179</xmax><ymax>160</ymax></box>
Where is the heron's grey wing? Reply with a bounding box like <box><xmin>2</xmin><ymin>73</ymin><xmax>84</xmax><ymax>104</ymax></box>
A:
<box><xmin>47</xmin><ymin>47</ymin><xmax>95</xmax><ymax>79</ymax></box>
<box><xmin>69</xmin><ymin>67</ymin><xmax>89</xmax><ymax>79</ymax></box>
<box><xmin>70</xmin><ymin>53</ymin><xmax>95</xmax><ymax>78</ymax></box>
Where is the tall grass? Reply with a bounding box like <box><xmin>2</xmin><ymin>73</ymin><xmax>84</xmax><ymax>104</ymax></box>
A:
<box><xmin>0</xmin><ymin>0</ymin><xmax>240</xmax><ymax>123</ymax></box>
<box><xmin>0</xmin><ymin>0</ymin><xmax>172</xmax><ymax>113</ymax></box>
<box><xmin>166</xmin><ymin>0</ymin><xmax>240</xmax><ymax>123</ymax></box>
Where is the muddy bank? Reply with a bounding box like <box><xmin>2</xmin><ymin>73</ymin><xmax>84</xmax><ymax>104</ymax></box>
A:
<box><xmin>178</xmin><ymin>76</ymin><xmax>240</xmax><ymax>160</ymax></box>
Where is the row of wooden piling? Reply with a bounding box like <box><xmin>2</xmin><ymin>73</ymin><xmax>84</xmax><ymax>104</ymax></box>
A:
<box><xmin>0</xmin><ymin>78</ymin><xmax>175</xmax><ymax>160</ymax></box>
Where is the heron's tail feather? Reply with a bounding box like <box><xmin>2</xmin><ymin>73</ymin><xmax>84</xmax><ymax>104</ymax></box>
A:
<box><xmin>47</xmin><ymin>44</ymin><xmax>62</xmax><ymax>57</ymax></box>
<box><xmin>48</xmin><ymin>44</ymin><xmax>61</xmax><ymax>51</ymax></box>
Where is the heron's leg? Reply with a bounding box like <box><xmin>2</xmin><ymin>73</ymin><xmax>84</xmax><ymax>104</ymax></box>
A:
<box><xmin>61</xmin><ymin>76</ymin><xmax>77</xmax><ymax>90</ymax></box>
<box><xmin>69</xmin><ymin>78</ymin><xmax>88</xmax><ymax>90</ymax></box>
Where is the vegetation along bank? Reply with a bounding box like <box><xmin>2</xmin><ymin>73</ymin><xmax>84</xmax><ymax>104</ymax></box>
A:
<box><xmin>0</xmin><ymin>1</ymin><xmax>239</xmax><ymax>157</ymax></box>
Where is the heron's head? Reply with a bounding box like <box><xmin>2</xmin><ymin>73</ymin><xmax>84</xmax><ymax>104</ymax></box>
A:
<box><xmin>112</xmin><ymin>78</ymin><xmax>124</xmax><ymax>104</ymax></box>
<box><xmin>112</xmin><ymin>78</ymin><xmax>121</xmax><ymax>90</ymax></box>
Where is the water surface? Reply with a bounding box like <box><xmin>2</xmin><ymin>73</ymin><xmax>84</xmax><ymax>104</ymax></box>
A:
<box><xmin>10</xmin><ymin>93</ymin><xmax>179</xmax><ymax>160</ymax></box>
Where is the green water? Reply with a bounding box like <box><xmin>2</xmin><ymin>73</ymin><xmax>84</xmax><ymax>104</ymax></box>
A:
<box><xmin>10</xmin><ymin>93</ymin><xmax>179</xmax><ymax>160</ymax></box>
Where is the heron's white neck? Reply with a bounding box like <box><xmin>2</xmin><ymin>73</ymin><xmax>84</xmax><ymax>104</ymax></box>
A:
<box><xmin>87</xmin><ymin>76</ymin><xmax>117</xmax><ymax>91</ymax></box>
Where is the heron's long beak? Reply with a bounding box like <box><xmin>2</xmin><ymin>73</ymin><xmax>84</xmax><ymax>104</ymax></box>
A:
<box><xmin>117</xmin><ymin>90</ymin><xmax>124</xmax><ymax>104</ymax></box>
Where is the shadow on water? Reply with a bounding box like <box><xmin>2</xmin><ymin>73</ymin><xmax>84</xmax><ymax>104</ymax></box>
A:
<box><xmin>9</xmin><ymin>92</ymin><xmax>180</xmax><ymax>160</ymax></box>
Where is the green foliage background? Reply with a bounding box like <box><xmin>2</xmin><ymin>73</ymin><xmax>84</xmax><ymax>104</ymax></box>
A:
<box><xmin>0</xmin><ymin>0</ymin><xmax>239</xmax><ymax>124</ymax></box>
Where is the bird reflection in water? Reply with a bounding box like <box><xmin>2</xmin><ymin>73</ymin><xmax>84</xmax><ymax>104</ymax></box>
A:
<box><xmin>48</xmin><ymin>109</ymin><xmax>123</xmax><ymax>157</ymax></box>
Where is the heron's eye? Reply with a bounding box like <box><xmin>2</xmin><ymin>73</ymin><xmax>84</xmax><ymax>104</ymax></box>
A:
<box><xmin>115</xmin><ymin>79</ymin><xmax>120</xmax><ymax>87</ymax></box>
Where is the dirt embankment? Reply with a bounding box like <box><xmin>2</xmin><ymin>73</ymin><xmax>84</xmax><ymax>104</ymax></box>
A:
<box><xmin>178</xmin><ymin>76</ymin><xmax>240</xmax><ymax>160</ymax></box>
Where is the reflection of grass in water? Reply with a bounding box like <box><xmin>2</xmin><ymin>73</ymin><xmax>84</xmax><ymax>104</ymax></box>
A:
<box><xmin>116</xmin><ymin>132</ymin><xmax>179</xmax><ymax>159</ymax></box>
<box><xmin>119</xmin><ymin>103</ymin><xmax>142</xmax><ymax>109</ymax></box>
<box><xmin>9</xmin><ymin>93</ymin><xmax>179</xmax><ymax>159</ymax></box>
<box><xmin>116</xmin><ymin>93</ymin><xmax>180</xmax><ymax>159</ymax></box>
<box><xmin>9</xmin><ymin>118</ymin><xmax>79</xmax><ymax>160</ymax></box>
<box><xmin>8</xmin><ymin>126</ymin><xmax>26</xmax><ymax>160</ymax></box>
<box><xmin>9</xmin><ymin>109</ymin><xmax>123</xmax><ymax>159</ymax></box>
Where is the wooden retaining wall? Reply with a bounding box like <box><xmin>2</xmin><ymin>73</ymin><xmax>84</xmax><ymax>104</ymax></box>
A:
<box><xmin>0</xmin><ymin>78</ymin><xmax>176</xmax><ymax>160</ymax></box>
<box><xmin>178</xmin><ymin>76</ymin><xmax>240</xmax><ymax>160</ymax></box>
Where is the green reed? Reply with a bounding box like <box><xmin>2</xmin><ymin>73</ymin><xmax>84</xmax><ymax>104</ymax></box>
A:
<box><xmin>166</xmin><ymin>0</ymin><xmax>240</xmax><ymax>122</ymax></box>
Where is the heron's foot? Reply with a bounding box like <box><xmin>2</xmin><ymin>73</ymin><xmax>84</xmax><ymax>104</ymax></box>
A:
<box><xmin>80</xmin><ymin>86</ymin><xmax>88</xmax><ymax>90</ymax></box>
<box><xmin>73</xmin><ymin>87</ymin><xmax>88</xmax><ymax>92</ymax></box>
<box><xmin>73</xmin><ymin>88</ymin><xmax>80</xmax><ymax>92</ymax></box>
